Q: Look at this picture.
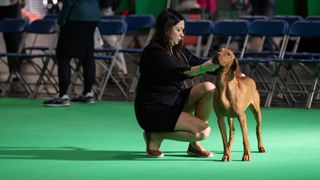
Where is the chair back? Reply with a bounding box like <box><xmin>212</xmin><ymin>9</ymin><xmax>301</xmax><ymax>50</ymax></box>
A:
<box><xmin>214</xmin><ymin>19</ymin><xmax>249</xmax><ymax>36</ymax></box>
<box><xmin>0</xmin><ymin>18</ymin><xmax>27</xmax><ymax>33</ymax></box>
<box><xmin>98</xmin><ymin>19</ymin><xmax>127</xmax><ymax>35</ymax></box>
<box><xmin>101</xmin><ymin>15</ymin><xmax>125</xmax><ymax>20</ymax></box>
<box><xmin>26</xmin><ymin>19</ymin><xmax>57</xmax><ymax>34</ymax></box>
<box><xmin>43</xmin><ymin>14</ymin><xmax>58</xmax><ymax>20</ymax></box>
<box><xmin>213</xmin><ymin>19</ymin><xmax>249</xmax><ymax>55</ymax></box>
<box><xmin>125</xmin><ymin>15</ymin><xmax>155</xmax><ymax>33</ymax></box>
<box><xmin>288</xmin><ymin>20</ymin><xmax>320</xmax><ymax>38</ymax></box>
<box><xmin>272</xmin><ymin>15</ymin><xmax>303</xmax><ymax>26</ymax></box>
<box><xmin>306</xmin><ymin>16</ymin><xmax>320</xmax><ymax>21</ymax></box>
<box><xmin>248</xmin><ymin>19</ymin><xmax>289</xmax><ymax>36</ymax></box>
<box><xmin>184</xmin><ymin>19</ymin><xmax>214</xmax><ymax>56</ymax></box>
<box><xmin>239</xmin><ymin>15</ymin><xmax>268</xmax><ymax>22</ymax></box>
<box><xmin>184</xmin><ymin>19</ymin><xmax>213</xmax><ymax>36</ymax></box>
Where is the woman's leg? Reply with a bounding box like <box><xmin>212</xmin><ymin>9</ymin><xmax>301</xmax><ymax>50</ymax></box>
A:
<box><xmin>57</xmin><ymin>56</ymin><xmax>71</xmax><ymax>96</ymax></box>
<box><xmin>147</xmin><ymin>82</ymin><xmax>215</xmax><ymax>151</ymax></box>
<box><xmin>81</xmin><ymin>56</ymin><xmax>96</xmax><ymax>94</ymax></box>
<box><xmin>183</xmin><ymin>82</ymin><xmax>215</xmax><ymax>150</ymax></box>
<box><xmin>81</xmin><ymin>23</ymin><xmax>97</xmax><ymax>95</ymax></box>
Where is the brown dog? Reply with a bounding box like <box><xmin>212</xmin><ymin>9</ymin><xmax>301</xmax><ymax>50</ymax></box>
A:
<box><xmin>212</xmin><ymin>48</ymin><xmax>266</xmax><ymax>161</ymax></box>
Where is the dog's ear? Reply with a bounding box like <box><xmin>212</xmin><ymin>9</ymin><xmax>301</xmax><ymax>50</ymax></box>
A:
<box><xmin>231</xmin><ymin>58</ymin><xmax>242</xmax><ymax>77</ymax></box>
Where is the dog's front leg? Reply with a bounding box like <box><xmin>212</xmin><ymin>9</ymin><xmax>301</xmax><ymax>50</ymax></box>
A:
<box><xmin>227</xmin><ymin>117</ymin><xmax>235</xmax><ymax>151</ymax></box>
<box><xmin>217</xmin><ymin>116</ymin><xmax>231</xmax><ymax>161</ymax></box>
<box><xmin>238</xmin><ymin>113</ymin><xmax>251</xmax><ymax>161</ymax></box>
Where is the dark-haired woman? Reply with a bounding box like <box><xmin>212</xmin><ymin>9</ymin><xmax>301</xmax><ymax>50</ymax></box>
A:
<box><xmin>134</xmin><ymin>8</ymin><xmax>219</xmax><ymax>158</ymax></box>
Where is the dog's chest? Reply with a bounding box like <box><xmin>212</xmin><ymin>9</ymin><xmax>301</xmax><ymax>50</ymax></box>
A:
<box><xmin>214</xmin><ymin>81</ymin><xmax>241</xmax><ymax>117</ymax></box>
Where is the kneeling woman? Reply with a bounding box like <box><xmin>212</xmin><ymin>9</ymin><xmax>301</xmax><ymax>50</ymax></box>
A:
<box><xmin>134</xmin><ymin>8</ymin><xmax>219</xmax><ymax>158</ymax></box>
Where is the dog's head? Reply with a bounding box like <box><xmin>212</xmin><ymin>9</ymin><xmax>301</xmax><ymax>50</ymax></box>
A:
<box><xmin>212</xmin><ymin>48</ymin><xmax>241</xmax><ymax>77</ymax></box>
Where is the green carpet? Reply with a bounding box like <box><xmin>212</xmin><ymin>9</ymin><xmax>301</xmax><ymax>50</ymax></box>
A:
<box><xmin>0</xmin><ymin>98</ymin><xmax>320</xmax><ymax>180</ymax></box>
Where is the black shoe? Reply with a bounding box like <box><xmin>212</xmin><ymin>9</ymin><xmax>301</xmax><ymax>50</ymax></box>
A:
<box><xmin>43</xmin><ymin>94</ymin><xmax>70</xmax><ymax>107</ymax></box>
<box><xmin>71</xmin><ymin>92</ymin><xmax>95</xmax><ymax>104</ymax></box>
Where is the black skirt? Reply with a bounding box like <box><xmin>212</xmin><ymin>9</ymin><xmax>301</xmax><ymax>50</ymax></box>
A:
<box><xmin>56</xmin><ymin>21</ymin><xmax>97</xmax><ymax>59</ymax></box>
<box><xmin>134</xmin><ymin>88</ymin><xmax>191</xmax><ymax>132</ymax></box>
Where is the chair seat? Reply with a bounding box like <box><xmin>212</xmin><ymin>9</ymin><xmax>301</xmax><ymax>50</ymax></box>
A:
<box><xmin>0</xmin><ymin>52</ymin><xmax>54</xmax><ymax>58</ymax></box>
<box><xmin>94</xmin><ymin>55</ymin><xmax>113</xmax><ymax>60</ymax></box>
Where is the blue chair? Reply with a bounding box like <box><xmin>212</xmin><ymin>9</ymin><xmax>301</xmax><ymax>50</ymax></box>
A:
<box><xmin>306</xmin><ymin>16</ymin><xmax>320</xmax><ymax>21</ymax></box>
<box><xmin>43</xmin><ymin>13</ymin><xmax>59</xmax><ymax>20</ymax></box>
<box><xmin>266</xmin><ymin>20</ymin><xmax>320</xmax><ymax>108</ymax></box>
<box><xmin>272</xmin><ymin>15</ymin><xmax>304</xmax><ymax>26</ymax></box>
<box><xmin>239</xmin><ymin>15</ymin><xmax>268</xmax><ymax>22</ymax></box>
<box><xmin>238</xmin><ymin>20</ymin><xmax>289</xmax><ymax>102</ymax></box>
<box><xmin>94</xmin><ymin>19</ymin><xmax>128</xmax><ymax>100</ymax></box>
<box><xmin>184</xmin><ymin>19</ymin><xmax>214</xmax><ymax>57</ymax></box>
<box><xmin>0</xmin><ymin>18</ymin><xmax>58</xmax><ymax>97</ymax></box>
<box><xmin>0</xmin><ymin>18</ymin><xmax>30</xmax><ymax>96</ymax></box>
<box><xmin>212</xmin><ymin>19</ymin><xmax>249</xmax><ymax>57</ymax></box>
<box><xmin>123</xmin><ymin>14</ymin><xmax>155</xmax><ymax>52</ymax></box>
<box><xmin>121</xmin><ymin>15</ymin><xmax>156</xmax><ymax>93</ymax></box>
<box><xmin>101</xmin><ymin>15</ymin><xmax>125</xmax><ymax>20</ymax></box>
<box><xmin>24</xmin><ymin>19</ymin><xmax>58</xmax><ymax>98</ymax></box>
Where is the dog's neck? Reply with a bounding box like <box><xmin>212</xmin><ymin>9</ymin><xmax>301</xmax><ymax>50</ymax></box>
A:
<box><xmin>215</xmin><ymin>67</ymin><xmax>238</xmax><ymax>109</ymax></box>
<box><xmin>217</xmin><ymin>67</ymin><xmax>237</xmax><ymax>86</ymax></box>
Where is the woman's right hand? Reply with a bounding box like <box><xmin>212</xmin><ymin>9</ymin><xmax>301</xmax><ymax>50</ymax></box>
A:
<box><xmin>203</xmin><ymin>59</ymin><xmax>220</xmax><ymax>72</ymax></box>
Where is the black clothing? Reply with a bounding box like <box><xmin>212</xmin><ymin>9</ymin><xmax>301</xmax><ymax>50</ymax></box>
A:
<box><xmin>0</xmin><ymin>2</ymin><xmax>23</xmax><ymax>73</ymax></box>
<box><xmin>134</xmin><ymin>41</ymin><xmax>207</xmax><ymax>132</ymax></box>
<box><xmin>56</xmin><ymin>21</ymin><xmax>97</xmax><ymax>96</ymax></box>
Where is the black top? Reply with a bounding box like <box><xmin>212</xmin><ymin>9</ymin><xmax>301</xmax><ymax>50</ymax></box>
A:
<box><xmin>136</xmin><ymin>41</ymin><xmax>207</xmax><ymax>104</ymax></box>
<box><xmin>134</xmin><ymin>40</ymin><xmax>207</xmax><ymax>132</ymax></box>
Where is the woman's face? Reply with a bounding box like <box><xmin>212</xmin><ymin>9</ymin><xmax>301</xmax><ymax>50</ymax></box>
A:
<box><xmin>169</xmin><ymin>20</ymin><xmax>185</xmax><ymax>46</ymax></box>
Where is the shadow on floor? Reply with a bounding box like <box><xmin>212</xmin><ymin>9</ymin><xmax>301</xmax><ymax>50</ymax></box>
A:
<box><xmin>0</xmin><ymin>146</ymin><xmax>222</xmax><ymax>161</ymax></box>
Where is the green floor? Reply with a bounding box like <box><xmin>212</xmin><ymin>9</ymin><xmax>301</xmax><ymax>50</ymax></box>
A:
<box><xmin>0</xmin><ymin>98</ymin><xmax>320</xmax><ymax>180</ymax></box>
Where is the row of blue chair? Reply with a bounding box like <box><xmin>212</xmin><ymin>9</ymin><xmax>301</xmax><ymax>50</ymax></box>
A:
<box><xmin>0</xmin><ymin>15</ymin><xmax>156</xmax><ymax>100</ymax></box>
<box><xmin>1</xmin><ymin>15</ymin><xmax>319</xmax><ymax>107</ymax></box>
<box><xmin>183</xmin><ymin>18</ymin><xmax>320</xmax><ymax>108</ymax></box>
<box><xmin>0</xmin><ymin>18</ymin><xmax>57</xmax><ymax>97</ymax></box>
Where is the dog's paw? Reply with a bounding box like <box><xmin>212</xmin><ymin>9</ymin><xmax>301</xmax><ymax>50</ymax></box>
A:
<box><xmin>222</xmin><ymin>154</ymin><xmax>231</xmax><ymax>162</ymax></box>
<box><xmin>242</xmin><ymin>154</ymin><xmax>251</xmax><ymax>161</ymax></box>
<box><xmin>258</xmin><ymin>146</ymin><xmax>266</xmax><ymax>153</ymax></box>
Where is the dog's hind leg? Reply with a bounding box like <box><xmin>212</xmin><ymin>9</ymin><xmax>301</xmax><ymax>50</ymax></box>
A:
<box><xmin>227</xmin><ymin>117</ymin><xmax>235</xmax><ymax>151</ymax></box>
<box><xmin>249</xmin><ymin>103</ymin><xmax>266</xmax><ymax>153</ymax></box>
<box><xmin>238</xmin><ymin>113</ymin><xmax>251</xmax><ymax>161</ymax></box>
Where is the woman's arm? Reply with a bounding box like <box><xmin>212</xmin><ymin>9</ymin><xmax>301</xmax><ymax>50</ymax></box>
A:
<box><xmin>181</xmin><ymin>47</ymin><xmax>219</xmax><ymax>77</ymax></box>
<box><xmin>183</xmin><ymin>59</ymin><xmax>220</xmax><ymax>77</ymax></box>
<box><xmin>57</xmin><ymin>0</ymin><xmax>77</xmax><ymax>26</ymax></box>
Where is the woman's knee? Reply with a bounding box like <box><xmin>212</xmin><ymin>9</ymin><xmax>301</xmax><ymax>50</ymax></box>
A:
<box><xmin>202</xmin><ymin>82</ymin><xmax>215</xmax><ymax>92</ymax></box>
<box><xmin>195</xmin><ymin>126</ymin><xmax>211</xmax><ymax>140</ymax></box>
<box><xmin>199</xmin><ymin>82</ymin><xmax>215</xmax><ymax>101</ymax></box>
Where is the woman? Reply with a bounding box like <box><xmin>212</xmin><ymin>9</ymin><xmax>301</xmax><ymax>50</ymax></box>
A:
<box><xmin>134</xmin><ymin>8</ymin><xmax>219</xmax><ymax>158</ymax></box>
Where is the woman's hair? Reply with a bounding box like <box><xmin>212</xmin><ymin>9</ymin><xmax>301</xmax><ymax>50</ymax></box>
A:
<box><xmin>151</xmin><ymin>8</ymin><xmax>188</xmax><ymax>65</ymax></box>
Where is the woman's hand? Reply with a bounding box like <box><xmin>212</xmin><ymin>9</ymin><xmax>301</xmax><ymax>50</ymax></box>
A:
<box><xmin>183</xmin><ymin>59</ymin><xmax>220</xmax><ymax>77</ymax></box>
<box><xmin>203</xmin><ymin>59</ymin><xmax>220</xmax><ymax>72</ymax></box>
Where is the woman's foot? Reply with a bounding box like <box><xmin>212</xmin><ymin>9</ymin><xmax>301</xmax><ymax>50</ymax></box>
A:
<box><xmin>143</xmin><ymin>131</ymin><xmax>164</xmax><ymax>158</ymax></box>
<box><xmin>187</xmin><ymin>142</ymin><xmax>213</xmax><ymax>158</ymax></box>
